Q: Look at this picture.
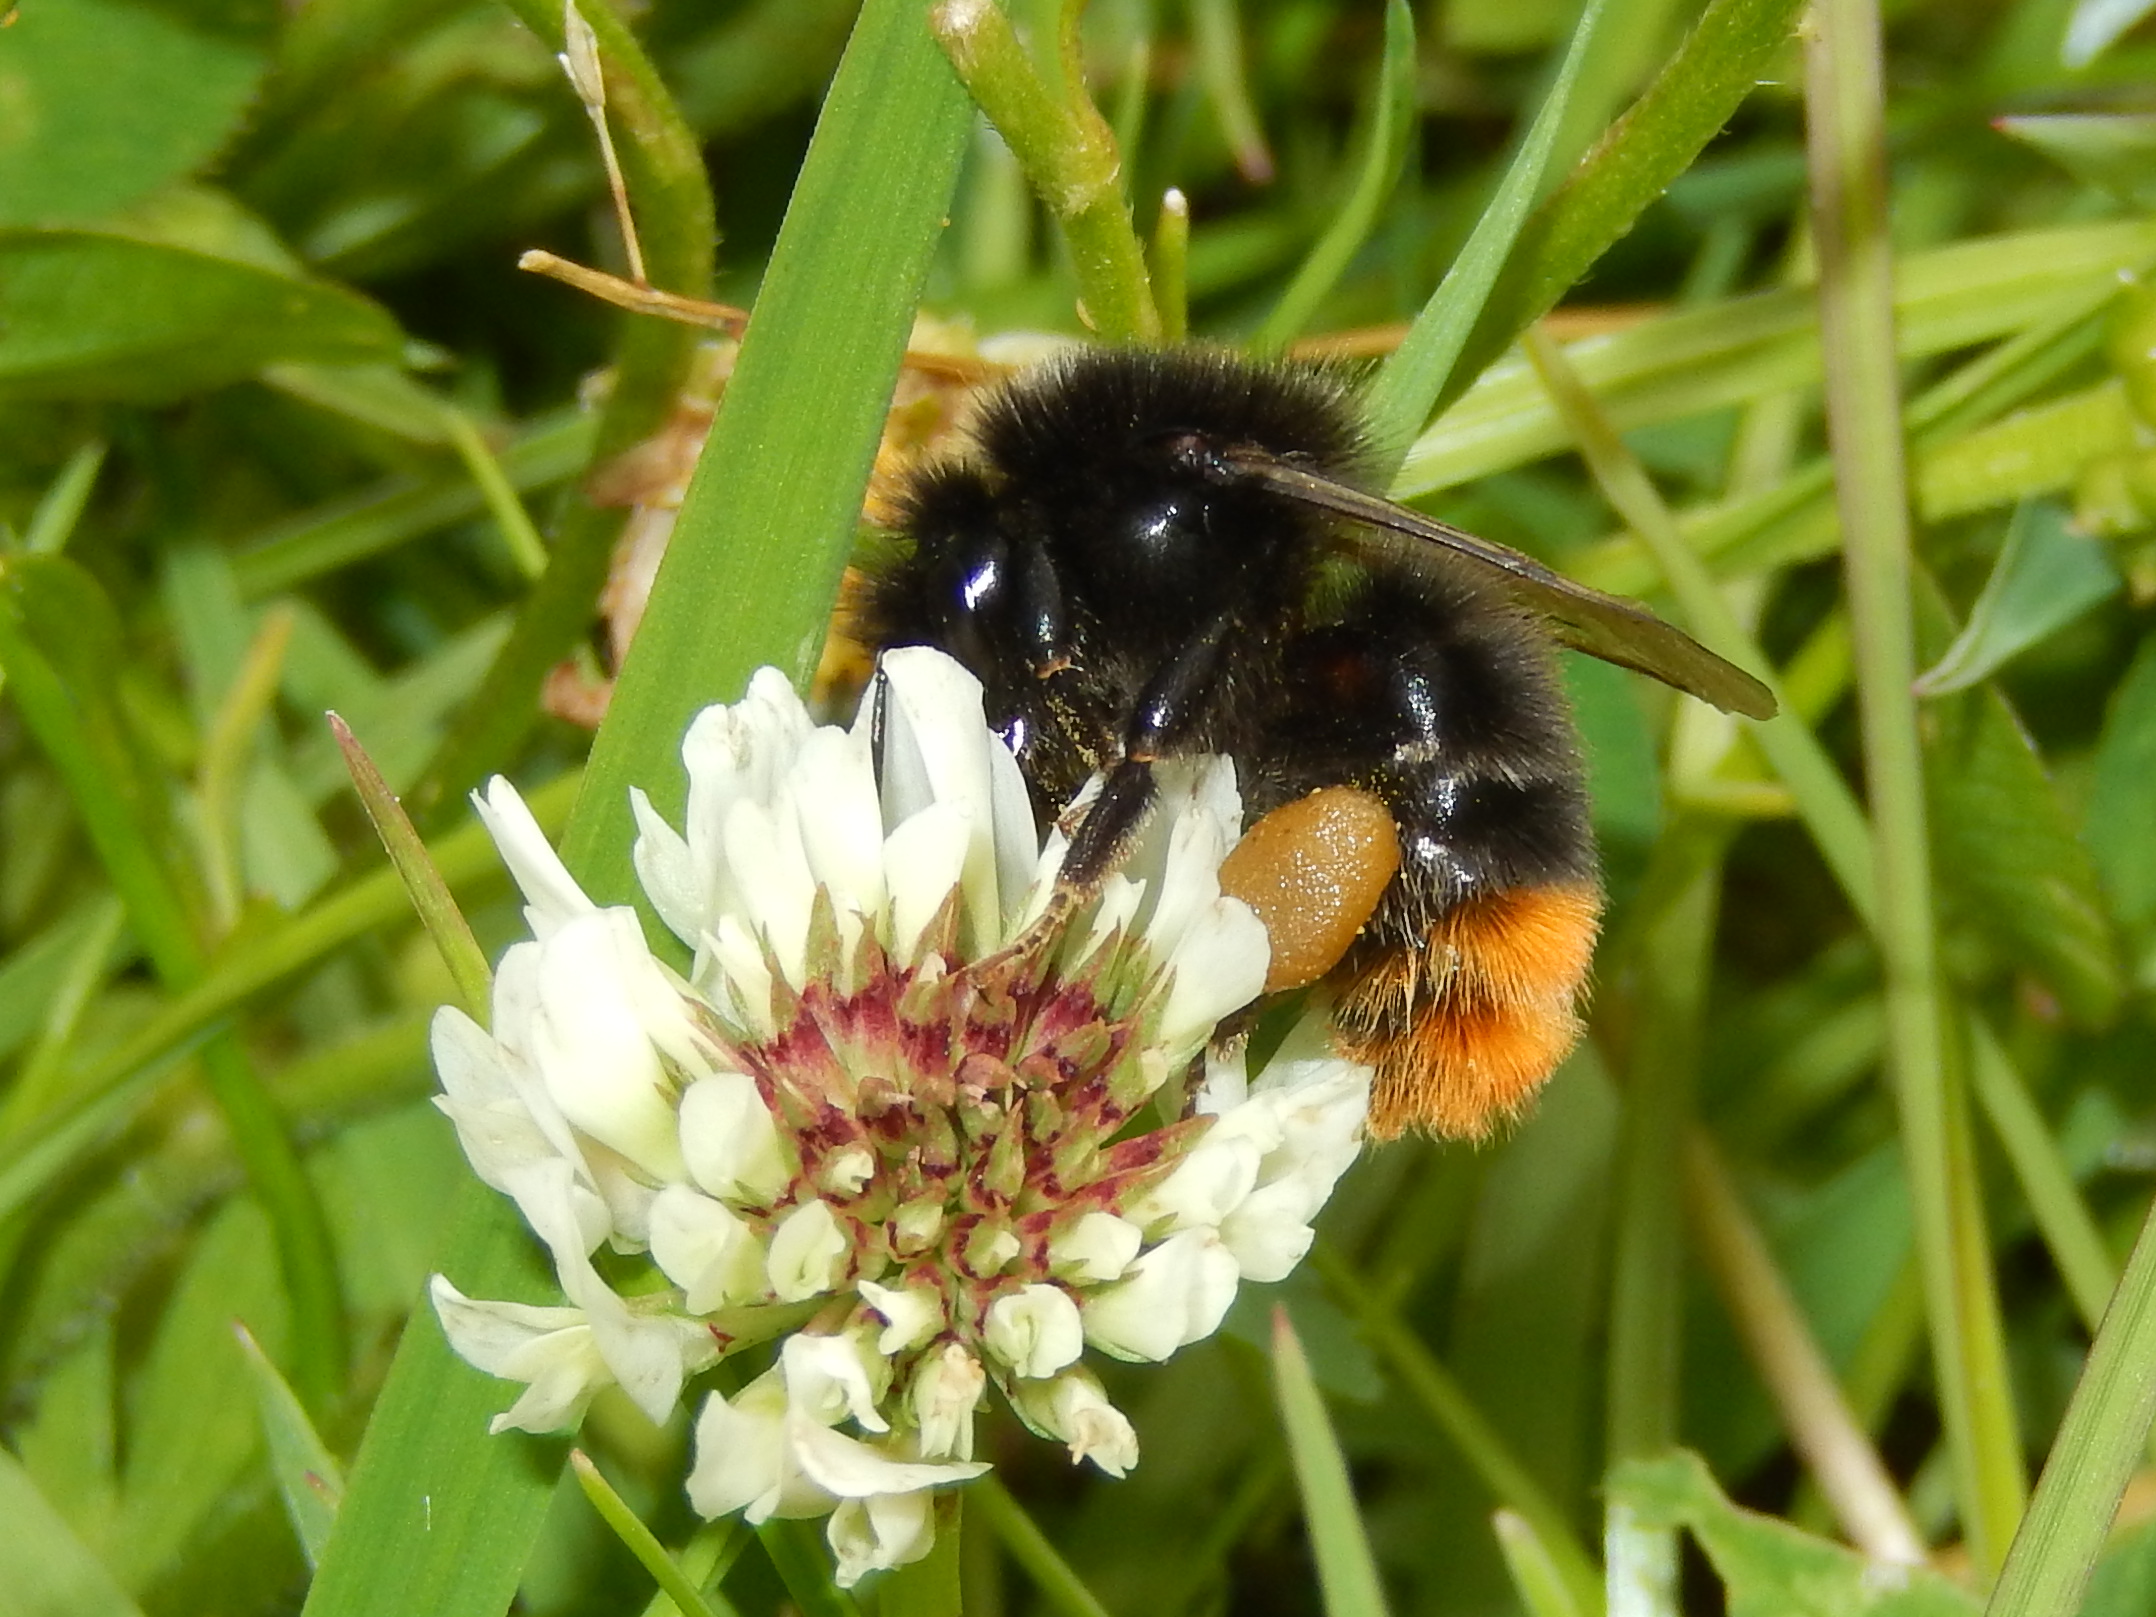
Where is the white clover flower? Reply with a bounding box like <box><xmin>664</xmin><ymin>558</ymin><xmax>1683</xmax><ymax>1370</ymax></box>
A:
<box><xmin>429</xmin><ymin>648</ymin><xmax>1372</xmax><ymax>1587</ymax></box>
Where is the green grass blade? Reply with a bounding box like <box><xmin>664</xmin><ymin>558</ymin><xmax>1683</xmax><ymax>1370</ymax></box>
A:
<box><xmin>0</xmin><ymin>1446</ymin><xmax>147</xmax><ymax>1617</ymax></box>
<box><xmin>1985</xmin><ymin>1185</ymin><xmax>2156</xmax><ymax>1617</ymax></box>
<box><xmin>561</xmin><ymin>0</ymin><xmax>971</xmax><ymax>900</ymax></box>
<box><xmin>1965</xmin><ymin>1016</ymin><xmax>2117</xmax><ymax>1335</ymax></box>
<box><xmin>0</xmin><ymin>553</ymin><xmax>348</xmax><ymax>1413</ymax></box>
<box><xmin>23</xmin><ymin>437</ymin><xmax>105</xmax><ymax>555</ymax></box>
<box><xmin>1253</xmin><ymin>0</ymin><xmax>1415</xmax><ymax>352</ymax></box>
<box><xmin>229</xmin><ymin>409</ymin><xmax>593</xmax><ymax>598</ymax></box>
<box><xmin>1495</xmin><ymin>1510</ymin><xmax>1589</xmax><ymax>1617</ymax></box>
<box><xmin>1806</xmin><ymin>0</ymin><xmax>2025</xmax><ymax>1576</ymax></box>
<box><xmin>299</xmin><ymin>1187</ymin><xmax>568</xmax><ymax>1617</ymax></box>
<box><xmin>331</xmin><ymin>713</ymin><xmax>492</xmax><ymax>1020</ymax></box>
<box><xmin>1454</xmin><ymin>0</ymin><xmax>1809</xmax><ymax>396</ymax></box>
<box><xmin>235</xmin><ymin>1323</ymin><xmax>346</xmax><ymax>1569</ymax></box>
<box><xmin>0</xmin><ymin>772</ymin><xmax>578</xmax><ymax>1229</ymax></box>
<box><xmin>301</xmin><ymin>3</ymin><xmax>970</xmax><ymax>1607</ymax></box>
<box><xmin>1272</xmin><ymin>1307</ymin><xmax>1392</xmax><ymax>1617</ymax></box>
<box><xmin>1363</xmin><ymin>0</ymin><xmax>1607</xmax><ymax>470</ymax></box>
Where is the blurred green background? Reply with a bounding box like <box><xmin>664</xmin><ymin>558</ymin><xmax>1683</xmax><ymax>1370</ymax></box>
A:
<box><xmin>5</xmin><ymin>0</ymin><xmax>2156</xmax><ymax>1612</ymax></box>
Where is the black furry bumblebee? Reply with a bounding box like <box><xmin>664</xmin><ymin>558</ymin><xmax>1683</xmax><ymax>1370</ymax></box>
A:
<box><xmin>860</xmin><ymin>348</ymin><xmax>1774</xmax><ymax>1139</ymax></box>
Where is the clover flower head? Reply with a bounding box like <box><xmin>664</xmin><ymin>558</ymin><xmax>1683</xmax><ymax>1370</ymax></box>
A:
<box><xmin>430</xmin><ymin>647</ymin><xmax>1372</xmax><ymax>1585</ymax></box>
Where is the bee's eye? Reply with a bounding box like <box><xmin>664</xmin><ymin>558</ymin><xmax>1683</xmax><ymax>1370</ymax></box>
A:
<box><xmin>1157</xmin><ymin>430</ymin><xmax>1232</xmax><ymax>483</ymax></box>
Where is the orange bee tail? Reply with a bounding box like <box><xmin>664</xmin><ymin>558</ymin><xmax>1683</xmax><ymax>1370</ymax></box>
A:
<box><xmin>1334</xmin><ymin>883</ymin><xmax>1602</xmax><ymax>1141</ymax></box>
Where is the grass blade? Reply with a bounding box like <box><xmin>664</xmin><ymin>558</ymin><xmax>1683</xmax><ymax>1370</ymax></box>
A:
<box><xmin>235</xmin><ymin>1324</ymin><xmax>346</xmax><ymax>1569</ymax></box>
<box><xmin>561</xmin><ymin>0</ymin><xmax>972</xmax><ymax>900</ymax></box>
<box><xmin>1273</xmin><ymin>1307</ymin><xmax>1392</xmax><ymax>1617</ymax></box>
<box><xmin>1253</xmin><ymin>0</ymin><xmax>1416</xmax><ymax>352</ymax></box>
<box><xmin>1363</xmin><ymin>0</ymin><xmax>1607</xmax><ymax>470</ymax></box>
<box><xmin>1806</xmin><ymin>0</ymin><xmax>2025</xmax><ymax>1575</ymax></box>
<box><xmin>1454</xmin><ymin>0</ymin><xmax>1810</xmax><ymax>398</ymax></box>
<box><xmin>1986</xmin><ymin>1185</ymin><xmax>2156</xmax><ymax>1616</ymax></box>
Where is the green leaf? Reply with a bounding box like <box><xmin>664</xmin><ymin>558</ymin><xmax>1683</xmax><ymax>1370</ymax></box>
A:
<box><xmin>1916</xmin><ymin>572</ymin><xmax>2125</xmax><ymax>1025</ymax></box>
<box><xmin>1272</xmin><ymin>1309</ymin><xmax>1392</xmax><ymax>1617</ymax></box>
<box><xmin>1609</xmin><ymin>1452</ymin><xmax>1978</xmax><ymax>1617</ymax></box>
<box><xmin>1914</xmin><ymin>501</ymin><xmax>2121</xmax><ymax>696</ymax></box>
<box><xmin>235</xmin><ymin>1324</ymin><xmax>345</xmax><ymax>1570</ymax></box>
<box><xmin>0</xmin><ymin>231</ymin><xmax>404</xmax><ymax>401</ymax></box>
<box><xmin>0</xmin><ymin>0</ymin><xmax>272</xmax><ymax>228</ymax></box>
<box><xmin>0</xmin><ymin>1446</ymin><xmax>146</xmax><ymax>1617</ymax></box>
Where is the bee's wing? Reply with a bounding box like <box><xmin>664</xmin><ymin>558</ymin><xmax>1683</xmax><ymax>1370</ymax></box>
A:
<box><xmin>1236</xmin><ymin>457</ymin><xmax>1779</xmax><ymax>721</ymax></box>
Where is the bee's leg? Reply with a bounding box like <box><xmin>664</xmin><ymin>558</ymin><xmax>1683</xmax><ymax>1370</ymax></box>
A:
<box><xmin>1059</xmin><ymin>612</ymin><xmax>1239</xmax><ymax>891</ymax></box>
<box><xmin>1058</xmin><ymin>758</ymin><xmax>1158</xmax><ymax>891</ymax></box>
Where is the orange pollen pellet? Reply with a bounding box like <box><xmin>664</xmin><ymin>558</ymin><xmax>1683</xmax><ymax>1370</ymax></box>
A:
<box><xmin>1218</xmin><ymin>785</ymin><xmax>1402</xmax><ymax>993</ymax></box>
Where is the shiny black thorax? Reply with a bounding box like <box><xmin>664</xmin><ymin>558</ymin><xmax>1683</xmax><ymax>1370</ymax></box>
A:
<box><xmin>859</xmin><ymin>348</ymin><xmax>1597</xmax><ymax>929</ymax></box>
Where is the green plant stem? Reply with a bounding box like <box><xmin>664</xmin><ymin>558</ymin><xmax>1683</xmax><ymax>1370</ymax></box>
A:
<box><xmin>571</xmin><ymin>1451</ymin><xmax>721</xmax><ymax>1617</ymax></box>
<box><xmin>1805</xmin><ymin>0</ymin><xmax>2024</xmax><ymax>1577</ymax></box>
<box><xmin>1682</xmin><ymin>1128</ymin><xmax>1927</xmax><ymax>1563</ymax></box>
<box><xmin>440</xmin><ymin>407</ymin><xmax>549</xmax><ymax>581</ymax></box>
<box><xmin>1314</xmin><ymin>1245</ymin><xmax>1604</xmax><ymax>1617</ymax></box>
<box><xmin>1985</xmin><ymin>1185</ymin><xmax>2156</xmax><ymax>1617</ymax></box>
<box><xmin>970</xmin><ymin>1478</ymin><xmax>1113</xmax><ymax>1617</ymax></box>
<box><xmin>933</xmin><ymin>0</ymin><xmax>1158</xmax><ymax>341</ymax></box>
<box><xmin>495</xmin><ymin>0</ymin><xmax>718</xmax><ymax>303</ymax></box>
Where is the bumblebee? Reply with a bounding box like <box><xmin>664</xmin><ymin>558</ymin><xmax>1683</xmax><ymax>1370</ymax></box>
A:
<box><xmin>859</xmin><ymin>348</ymin><xmax>1773</xmax><ymax>1139</ymax></box>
